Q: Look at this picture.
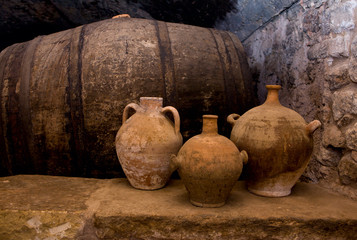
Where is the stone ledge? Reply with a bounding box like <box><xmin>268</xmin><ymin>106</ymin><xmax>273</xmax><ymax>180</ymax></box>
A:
<box><xmin>1</xmin><ymin>175</ymin><xmax>356</xmax><ymax>239</ymax></box>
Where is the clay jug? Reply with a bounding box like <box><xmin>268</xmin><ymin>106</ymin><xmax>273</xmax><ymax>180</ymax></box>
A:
<box><xmin>171</xmin><ymin>115</ymin><xmax>248</xmax><ymax>207</ymax></box>
<box><xmin>115</xmin><ymin>97</ymin><xmax>183</xmax><ymax>190</ymax></box>
<box><xmin>228</xmin><ymin>85</ymin><xmax>321</xmax><ymax>197</ymax></box>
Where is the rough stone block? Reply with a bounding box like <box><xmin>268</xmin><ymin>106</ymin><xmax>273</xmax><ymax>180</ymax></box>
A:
<box><xmin>307</xmin><ymin>41</ymin><xmax>329</xmax><ymax>60</ymax></box>
<box><xmin>352</xmin><ymin>35</ymin><xmax>357</xmax><ymax>58</ymax></box>
<box><xmin>318</xmin><ymin>146</ymin><xmax>342</xmax><ymax>167</ymax></box>
<box><xmin>325</xmin><ymin>61</ymin><xmax>351</xmax><ymax>90</ymax></box>
<box><xmin>319</xmin><ymin>165</ymin><xmax>336</xmax><ymax>179</ymax></box>
<box><xmin>328</xmin><ymin>1</ymin><xmax>356</xmax><ymax>34</ymax></box>
<box><xmin>338</xmin><ymin>152</ymin><xmax>357</xmax><ymax>185</ymax></box>
<box><xmin>0</xmin><ymin>175</ymin><xmax>104</xmax><ymax>240</ymax></box>
<box><xmin>337</xmin><ymin>113</ymin><xmax>356</xmax><ymax>128</ymax></box>
<box><xmin>332</xmin><ymin>84</ymin><xmax>357</xmax><ymax>122</ymax></box>
<box><xmin>322</xmin><ymin>124</ymin><xmax>346</xmax><ymax>148</ymax></box>
<box><xmin>327</xmin><ymin>35</ymin><xmax>350</xmax><ymax>58</ymax></box>
<box><xmin>352</xmin><ymin>151</ymin><xmax>357</xmax><ymax>161</ymax></box>
<box><xmin>303</xmin><ymin>9</ymin><xmax>320</xmax><ymax>33</ymax></box>
<box><xmin>349</xmin><ymin>59</ymin><xmax>357</xmax><ymax>83</ymax></box>
<box><xmin>345</xmin><ymin>122</ymin><xmax>357</xmax><ymax>150</ymax></box>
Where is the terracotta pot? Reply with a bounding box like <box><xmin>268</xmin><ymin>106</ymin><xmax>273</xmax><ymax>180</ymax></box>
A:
<box><xmin>171</xmin><ymin>115</ymin><xmax>248</xmax><ymax>207</ymax></box>
<box><xmin>115</xmin><ymin>97</ymin><xmax>183</xmax><ymax>190</ymax></box>
<box><xmin>228</xmin><ymin>85</ymin><xmax>321</xmax><ymax>197</ymax></box>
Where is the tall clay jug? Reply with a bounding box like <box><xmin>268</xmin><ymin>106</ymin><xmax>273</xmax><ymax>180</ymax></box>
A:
<box><xmin>227</xmin><ymin>85</ymin><xmax>321</xmax><ymax>197</ymax></box>
<box><xmin>171</xmin><ymin>115</ymin><xmax>248</xmax><ymax>207</ymax></box>
<box><xmin>115</xmin><ymin>97</ymin><xmax>183</xmax><ymax>190</ymax></box>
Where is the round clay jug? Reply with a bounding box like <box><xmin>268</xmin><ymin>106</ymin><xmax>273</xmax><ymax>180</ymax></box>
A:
<box><xmin>115</xmin><ymin>97</ymin><xmax>183</xmax><ymax>190</ymax></box>
<box><xmin>171</xmin><ymin>115</ymin><xmax>248</xmax><ymax>207</ymax></box>
<box><xmin>227</xmin><ymin>85</ymin><xmax>321</xmax><ymax>197</ymax></box>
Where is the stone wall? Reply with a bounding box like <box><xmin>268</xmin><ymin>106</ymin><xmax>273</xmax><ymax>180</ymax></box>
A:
<box><xmin>217</xmin><ymin>0</ymin><xmax>357</xmax><ymax>199</ymax></box>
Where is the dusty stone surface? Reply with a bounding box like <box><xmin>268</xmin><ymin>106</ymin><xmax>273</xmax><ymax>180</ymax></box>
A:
<box><xmin>215</xmin><ymin>0</ymin><xmax>297</xmax><ymax>41</ymax></box>
<box><xmin>0</xmin><ymin>175</ymin><xmax>106</xmax><ymax>240</ymax></box>
<box><xmin>316</xmin><ymin>146</ymin><xmax>342</xmax><ymax>167</ymax></box>
<box><xmin>338</xmin><ymin>152</ymin><xmax>357</xmax><ymax>186</ymax></box>
<box><xmin>345</xmin><ymin>122</ymin><xmax>357</xmax><ymax>151</ymax></box>
<box><xmin>332</xmin><ymin>85</ymin><xmax>357</xmax><ymax>122</ymax></box>
<box><xmin>223</xmin><ymin>0</ymin><xmax>357</xmax><ymax>199</ymax></box>
<box><xmin>337</xmin><ymin>113</ymin><xmax>355</xmax><ymax>128</ymax></box>
<box><xmin>1</xmin><ymin>175</ymin><xmax>357</xmax><ymax>240</ymax></box>
<box><xmin>352</xmin><ymin>151</ymin><xmax>357</xmax><ymax>161</ymax></box>
<box><xmin>325</xmin><ymin>60</ymin><xmax>351</xmax><ymax>90</ymax></box>
<box><xmin>322</xmin><ymin>123</ymin><xmax>345</xmax><ymax>148</ymax></box>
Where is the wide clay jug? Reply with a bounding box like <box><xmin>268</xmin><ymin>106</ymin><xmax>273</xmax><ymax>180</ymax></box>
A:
<box><xmin>227</xmin><ymin>85</ymin><xmax>321</xmax><ymax>197</ymax></box>
<box><xmin>115</xmin><ymin>97</ymin><xmax>183</xmax><ymax>190</ymax></box>
<box><xmin>171</xmin><ymin>115</ymin><xmax>248</xmax><ymax>207</ymax></box>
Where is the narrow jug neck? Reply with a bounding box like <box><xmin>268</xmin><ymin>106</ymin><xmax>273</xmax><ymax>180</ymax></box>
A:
<box><xmin>140</xmin><ymin>97</ymin><xmax>163</xmax><ymax>110</ymax></box>
<box><xmin>264</xmin><ymin>85</ymin><xmax>282</xmax><ymax>106</ymax></box>
<box><xmin>202</xmin><ymin>115</ymin><xmax>218</xmax><ymax>134</ymax></box>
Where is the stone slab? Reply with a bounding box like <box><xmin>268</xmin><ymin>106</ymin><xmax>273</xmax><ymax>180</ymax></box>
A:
<box><xmin>1</xmin><ymin>175</ymin><xmax>357</xmax><ymax>239</ymax></box>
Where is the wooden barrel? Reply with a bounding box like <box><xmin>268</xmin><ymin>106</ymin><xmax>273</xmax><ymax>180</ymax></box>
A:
<box><xmin>0</xmin><ymin>18</ymin><xmax>256</xmax><ymax>178</ymax></box>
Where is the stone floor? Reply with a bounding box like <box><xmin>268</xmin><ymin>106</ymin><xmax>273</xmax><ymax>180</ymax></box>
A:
<box><xmin>0</xmin><ymin>175</ymin><xmax>356</xmax><ymax>240</ymax></box>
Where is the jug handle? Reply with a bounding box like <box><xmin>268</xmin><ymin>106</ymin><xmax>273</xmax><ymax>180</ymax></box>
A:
<box><xmin>162</xmin><ymin>106</ymin><xmax>181</xmax><ymax>135</ymax></box>
<box><xmin>306</xmin><ymin>120</ymin><xmax>321</xmax><ymax>135</ymax></box>
<box><xmin>227</xmin><ymin>113</ymin><xmax>240</xmax><ymax>126</ymax></box>
<box><xmin>122</xmin><ymin>103</ymin><xmax>141</xmax><ymax>123</ymax></box>
<box><xmin>240</xmin><ymin>150</ymin><xmax>248</xmax><ymax>165</ymax></box>
<box><xmin>170</xmin><ymin>154</ymin><xmax>180</xmax><ymax>174</ymax></box>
